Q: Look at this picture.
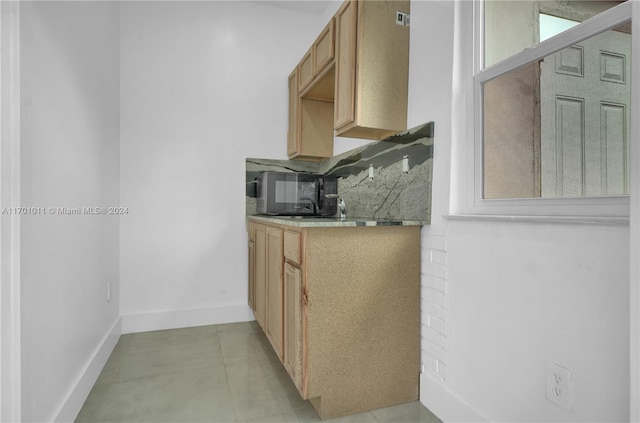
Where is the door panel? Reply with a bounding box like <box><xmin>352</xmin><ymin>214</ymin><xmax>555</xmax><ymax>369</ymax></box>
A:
<box><xmin>288</xmin><ymin>69</ymin><xmax>299</xmax><ymax>157</ymax></box>
<box><xmin>254</xmin><ymin>226</ymin><xmax>267</xmax><ymax>330</ymax></box>
<box><xmin>248</xmin><ymin>240</ymin><xmax>255</xmax><ymax>310</ymax></box>
<box><xmin>601</xmin><ymin>102</ymin><xmax>627</xmax><ymax>195</ymax></box>
<box><xmin>266</xmin><ymin>227</ymin><xmax>284</xmax><ymax>361</ymax></box>
<box><xmin>540</xmin><ymin>27</ymin><xmax>630</xmax><ymax>197</ymax></box>
<box><xmin>553</xmin><ymin>96</ymin><xmax>585</xmax><ymax>197</ymax></box>
<box><xmin>334</xmin><ymin>0</ymin><xmax>356</xmax><ymax>130</ymax></box>
<box><xmin>284</xmin><ymin>262</ymin><xmax>303</xmax><ymax>394</ymax></box>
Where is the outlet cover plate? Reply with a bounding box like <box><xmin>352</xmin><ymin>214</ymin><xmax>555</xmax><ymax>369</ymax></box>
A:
<box><xmin>545</xmin><ymin>361</ymin><xmax>573</xmax><ymax>410</ymax></box>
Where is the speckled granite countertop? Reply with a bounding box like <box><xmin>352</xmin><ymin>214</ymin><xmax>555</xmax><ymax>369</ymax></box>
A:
<box><xmin>247</xmin><ymin>215</ymin><xmax>425</xmax><ymax>228</ymax></box>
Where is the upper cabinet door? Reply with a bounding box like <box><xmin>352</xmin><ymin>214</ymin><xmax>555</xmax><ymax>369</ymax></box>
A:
<box><xmin>289</xmin><ymin>0</ymin><xmax>410</xmax><ymax>159</ymax></box>
<box><xmin>287</xmin><ymin>68</ymin><xmax>300</xmax><ymax>157</ymax></box>
<box><xmin>334</xmin><ymin>0</ymin><xmax>410</xmax><ymax>139</ymax></box>
<box><xmin>313</xmin><ymin>19</ymin><xmax>335</xmax><ymax>76</ymax></box>
<box><xmin>334</xmin><ymin>0</ymin><xmax>357</xmax><ymax>130</ymax></box>
<box><xmin>345</xmin><ymin>0</ymin><xmax>409</xmax><ymax>138</ymax></box>
<box><xmin>298</xmin><ymin>49</ymin><xmax>314</xmax><ymax>92</ymax></box>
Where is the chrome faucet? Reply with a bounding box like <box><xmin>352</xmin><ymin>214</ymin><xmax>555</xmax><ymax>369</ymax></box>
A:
<box><xmin>338</xmin><ymin>198</ymin><xmax>346</xmax><ymax>220</ymax></box>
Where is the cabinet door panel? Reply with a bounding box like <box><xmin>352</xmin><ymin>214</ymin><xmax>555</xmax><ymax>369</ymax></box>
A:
<box><xmin>334</xmin><ymin>0</ymin><xmax>357</xmax><ymax>130</ymax></box>
<box><xmin>298</xmin><ymin>50</ymin><xmax>314</xmax><ymax>91</ymax></box>
<box><xmin>284</xmin><ymin>230</ymin><xmax>301</xmax><ymax>266</ymax></box>
<box><xmin>248</xmin><ymin>240</ymin><xmax>255</xmax><ymax>309</ymax></box>
<box><xmin>288</xmin><ymin>69</ymin><xmax>299</xmax><ymax>157</ymax></box>
<box><xmin>351</xmin><ymin>0</ymin><xmax>409</xmax><ymax>133</ymax></box>
<box><xmin>313</xmin><ymin>20</ymin><xmax>335</xmax><ymax>75</ymax></box>
<box><xmin>254</xmin><ymin>225</ymin><xmax>267</xmax><ymax>330</ymax></box>
<box><xmin>284</xmin><ymin>262</ymin><xmax>303</xmax><ymax>394</ymax></box>
<box><xmin>266</xmin><ymin>227</ymin><xmax>284</xmax><ymax>361</ymax></box>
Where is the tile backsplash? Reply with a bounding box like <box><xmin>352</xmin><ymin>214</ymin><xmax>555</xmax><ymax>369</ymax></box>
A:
<box><xmin>246</xmin><ymin>121</ymin><xmax>433</xmax><ymax>223</ymax></box>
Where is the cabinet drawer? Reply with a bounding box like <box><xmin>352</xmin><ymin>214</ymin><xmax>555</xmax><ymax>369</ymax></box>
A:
<box><xmin>284</xmin><ymin>230</ymin><xmax>301</xmax><ymax>265</ymax></box>
<box><xmin>247</xmin><ymin>221</ymin><xmax>255</xmax><ymax>241</ymax></box>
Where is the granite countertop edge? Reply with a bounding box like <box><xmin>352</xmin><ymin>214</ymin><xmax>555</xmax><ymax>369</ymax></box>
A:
<box><xmin>246</xmin><ymin>215</ymin><xmax>426</xmax><ymax>228</ymax></box>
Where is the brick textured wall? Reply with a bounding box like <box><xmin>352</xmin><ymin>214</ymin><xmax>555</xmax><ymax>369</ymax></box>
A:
<box><xmin>421</xmin><ymin>226</ymin><xmax>447</xmax><ymax>384</ymax></box>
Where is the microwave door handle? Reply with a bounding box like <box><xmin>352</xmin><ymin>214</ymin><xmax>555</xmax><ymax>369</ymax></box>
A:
<box><xmin>300</xmin><ymin>197</ymin><xmax>317</xmax><ymax>214</ymax></box>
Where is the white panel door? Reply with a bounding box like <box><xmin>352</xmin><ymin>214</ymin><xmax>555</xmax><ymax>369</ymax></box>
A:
<box><xmin>540</xmin><ymin>28</ymin><xmax>630</xmax><ymax>197</ymax></box>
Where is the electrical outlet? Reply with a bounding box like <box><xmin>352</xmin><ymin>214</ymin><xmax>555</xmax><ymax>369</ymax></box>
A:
<box><xmin>545</xmin><ymin>361</ymin><xmax>573</xmax><ymax>410</ymax></box>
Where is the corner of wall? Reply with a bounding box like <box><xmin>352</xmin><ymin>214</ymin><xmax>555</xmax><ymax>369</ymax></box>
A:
<box><xmin>52</xmin><ymin>317</ymin><xmax>121</xmax><ymax>423</ymax></box>
<box><xmin>420</xmin><ymin>372</ymin><xmax>488</xmax><ymax>423</ymax></box>
<box><xmin>120</xmin><ymin>303</ymin><xmax>254</xmax><ymax>335</ymax></box>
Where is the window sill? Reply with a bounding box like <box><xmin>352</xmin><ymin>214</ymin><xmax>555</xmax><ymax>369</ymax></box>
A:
<box><xmin>444</xmin><ymin>214</ymin><xmax>629</xmax><ymax>226</ymax></box>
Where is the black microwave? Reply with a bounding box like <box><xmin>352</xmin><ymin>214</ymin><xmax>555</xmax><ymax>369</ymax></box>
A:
<box><xmin>256</xmin><ymin>171</ymin><xmax>337</xmax><ymax>216</ymax></box>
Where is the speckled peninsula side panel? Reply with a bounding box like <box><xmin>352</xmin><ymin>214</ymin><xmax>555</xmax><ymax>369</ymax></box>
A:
<box><xmin>304</xmin><ymin>226</ymin><xmax>421</xmax><ymax>419</ymax></box>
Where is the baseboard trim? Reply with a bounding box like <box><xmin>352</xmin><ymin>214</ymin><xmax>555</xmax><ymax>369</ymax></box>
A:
<box><xmin>120</xmin><ymin>303</ymin><xmax>255</xmax><ymax>334</ymax></box>
<box><xmin>420</xmin><ymin>372</ymin><xmax>488</xmax><ymax>423</ymax></box>
<box><xmin>53</xmin><ymin>317</ymin><xmax>121</xmax><ymax>423</ymax></box>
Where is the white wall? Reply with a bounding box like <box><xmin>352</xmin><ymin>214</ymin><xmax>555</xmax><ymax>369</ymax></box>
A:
<box><xmin>2</xmin><ymin>2</ymin><xmax>23</xmax><ymax>421</ymax></box>
<box><xmin>119</xmin><ymin>1</ymin><xmax>330</xmax><ymax>332</ymax></box>
<box><xmin>446</xmin><ymin>220</ymin><xmax>629</xmax><ymax>422</ymax></box>
<box><xmin>19</xmin><ymin>2</ymin><xmax>120</xmax><ymax>422</ymax></box>
<box><xmin>409</xmin><ymin>1</ymin><xmax>633</xmax><ymax>421</ymax></box>
<box><xmin>13</xmin><ymin>0</ymin><xmax>634</xmax><ymax>420</ymax></box>
<box><xmin>407</xmin><ymin>0</ymin><xmax>454</xmax><ymax>226</ymax></box>
<box><xmin>405</xmin><ymin>0</ymin><xmax>455</xmax><ymax>402</ymax></box>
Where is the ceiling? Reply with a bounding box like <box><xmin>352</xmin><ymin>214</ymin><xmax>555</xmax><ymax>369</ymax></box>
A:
<box><xmin>252</xmin><ymin>0</ymin><xmax>335</xmax><ymax>16</ymax></box>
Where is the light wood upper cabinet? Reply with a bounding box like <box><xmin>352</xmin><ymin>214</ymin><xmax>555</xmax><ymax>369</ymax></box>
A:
<box><xmin>313</xmin><ymin>20</ymin><xmax>335</xmax><ymax>76</ymax></box>
<box><xmin>289</xmin><ymin>20</ymin><xmax>336</xmax><ymax>161</ymax></box>
<box><xmin>334</xmin><ymin>0</ymin><xmax>357</xmax><ymax>130</ymax></box>
<box><xmin>300</xmin><ymin>20</ymin><xmax>335</xmax><ymax>94</ymax></box>
<box><xmin>287</xmin><ymin>69</ymin><xmax>299</xmax><ymax>157</ymax></box>
<box><xmin>288</xmin><ymin>68</ymin><xmax>334</xmax><ymax>161</ymax></box>
<box><xmin>335</xmin><ymin>0</ymin><xmax>410</xmax><ymax>139</ymax></box>
<box><xmin>298</xmin><ymin>50</ymin><xmax>314</xmax><ymax>92</ymax></box>
<box><xmin>287</xmin><ymin>0</ymin><xmax>410</xmax><ymax>160</ymax></box>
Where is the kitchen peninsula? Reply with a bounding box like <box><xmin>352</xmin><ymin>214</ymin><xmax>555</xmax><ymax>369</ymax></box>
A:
<box><xmin>246</xmin><ymin>217</ymin><xmax>420</xmax><ymax>420</ymax></box>
<box><xmin>245</xmin><ymin>122</ymin><xmax>433</xmax><ymax>419</ymax></box>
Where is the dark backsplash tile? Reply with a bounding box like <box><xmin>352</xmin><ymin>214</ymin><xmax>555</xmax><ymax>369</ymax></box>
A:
<box><xmin>246</xmin><ymin>122</ymin><xmax>434</xmax><ymax>222</ymax></box>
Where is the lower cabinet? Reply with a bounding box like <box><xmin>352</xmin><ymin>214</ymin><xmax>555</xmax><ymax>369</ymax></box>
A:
<box><xmin>247</xmin><ymin>222</ymin><xmax>256</xmax><ymax>311</ymax></box>
<box><xmin>265</xmin><ymin>226</ymin><xmax>284</xmax><ymax>361</ymax></box>
<box><xmin>248</xmin><ymin>238</ymin><xmax>255</xmax><ymax>310</ymax></box>
<box><xmin>248</xmin><ymin>219</ymin><xmax>420</xmax><ymax>420</ymax></box>
<box><xmin>253</xmin><ymin>224</ymin><xmax>267</xmax><ymax>330</ymax></box>
<box><xmin>284</xmin><ymin>262</ymin><xmax>303</xmax><ymax>390</ymax></box>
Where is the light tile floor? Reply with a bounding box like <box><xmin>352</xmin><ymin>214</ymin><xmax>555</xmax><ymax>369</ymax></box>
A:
<box><xmin>76</xmin><ymin>321</ymin><xmax>442</xmax><ymax>423</ymax></box>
